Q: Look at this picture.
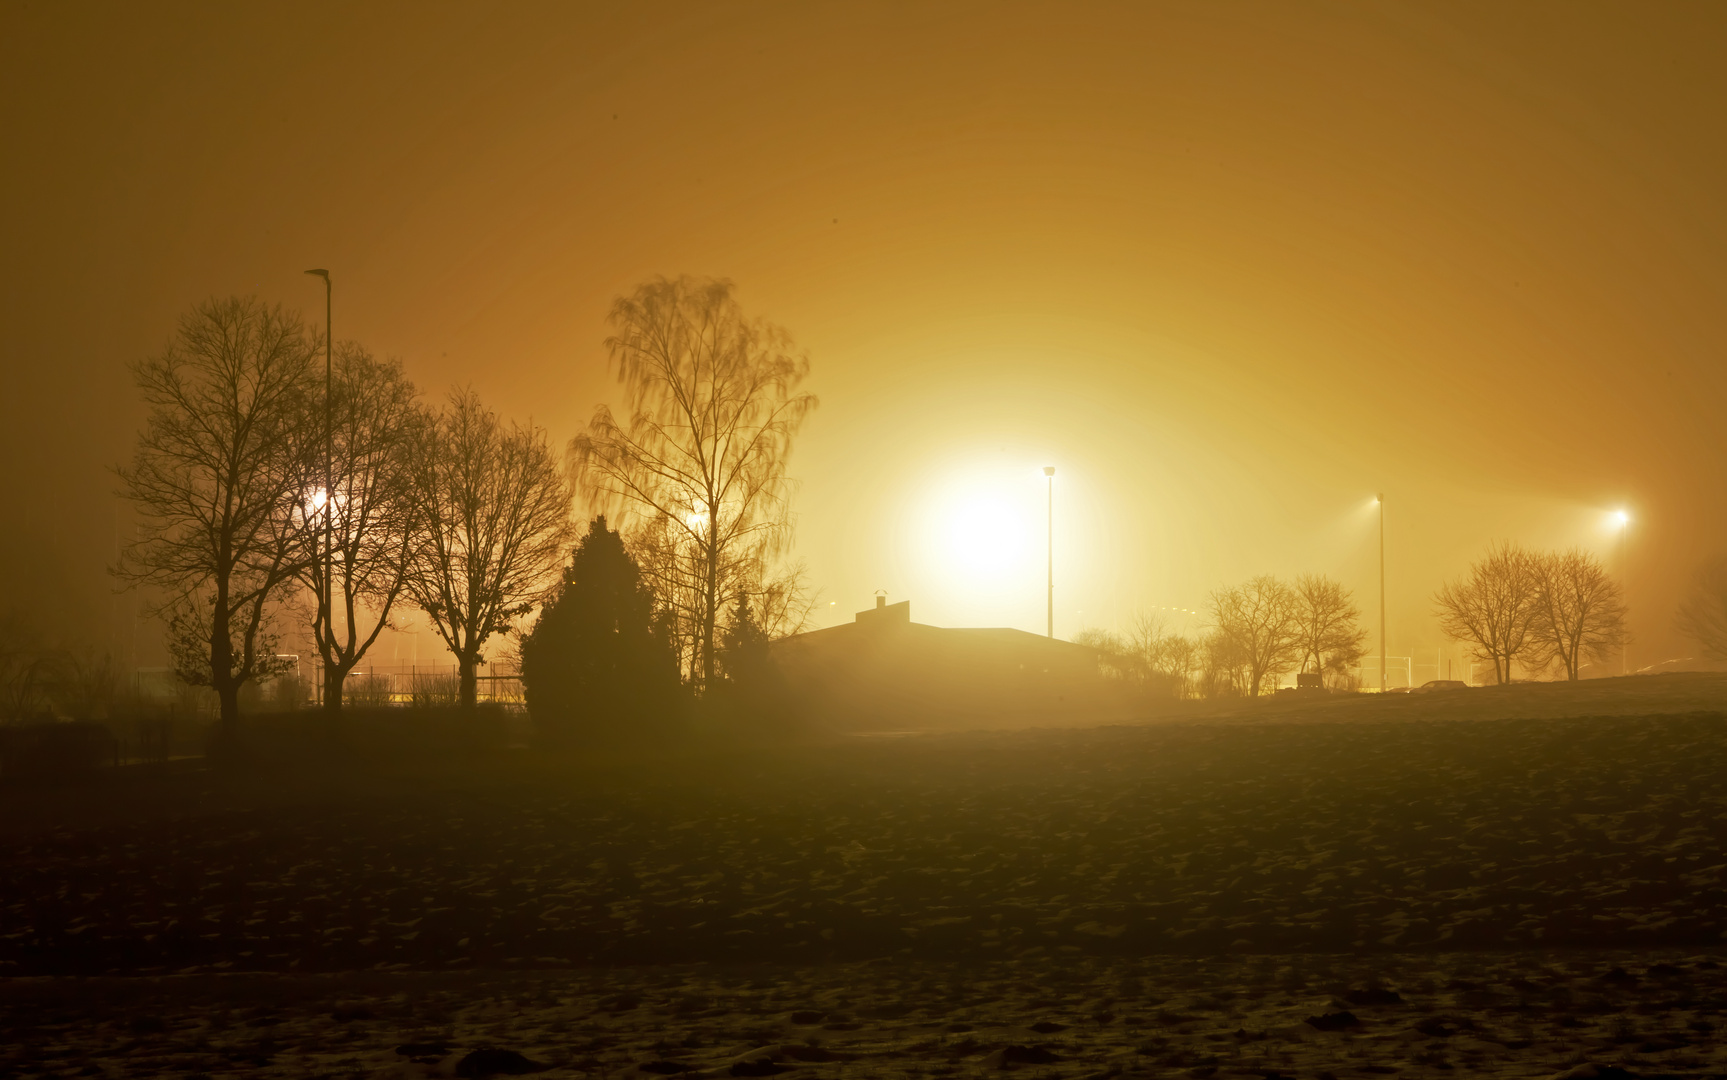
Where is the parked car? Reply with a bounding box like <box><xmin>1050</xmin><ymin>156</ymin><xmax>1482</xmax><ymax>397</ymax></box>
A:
<box><xmin>1412</xmin><ymin>679</ymin><xmax>1469</xmax><ymax>694</ymax></box>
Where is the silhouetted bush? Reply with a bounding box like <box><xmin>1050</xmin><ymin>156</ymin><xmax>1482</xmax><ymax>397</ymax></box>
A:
<box><xmin>0</xmin><ymin>721</ymin><xmax>116</xmax><ymax>780</ymax></box>
<box><xmin>204</xmin><ymin>704</ymin><xmax>510</xmax><ymax>769</ymax></box>
<box><xmin>708</xmin><ymin>592</ymin><xmax>799</xmax><ymax>738</ymax></box>
<box><xmin>520</xmin><ymin>516</ymin><xmax>685</xmax><ymax>745</ymax></box>
<box><xmin>345</xmin><ymin>672</ymin><xmax>396</xmax><ymax>707</ymax></box>
<box><xmin>410</xmin><ymin>671</ymin><xmax>461</xmax><ymax>707</ymax></box>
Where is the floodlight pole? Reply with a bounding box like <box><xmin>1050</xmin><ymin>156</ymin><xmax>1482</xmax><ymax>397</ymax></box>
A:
<box><xmin>305</xmin><ymin>269</ymin><xmax>332</xmax><ymax>706</ymax></box>
<box><xmin>1620</xmin><ymin>515</ymin><xmax>1630</xmax><ymax>676</ymax></box>
<box><xmin>1044</xmin><ymin>466</ymin><xmax>1056</xmax><ymax>639</ymax></box>
<box><xmin>1378</xmin><ymin>492</ymin><xmax>1386</xmax><ymax>694</ymax></box>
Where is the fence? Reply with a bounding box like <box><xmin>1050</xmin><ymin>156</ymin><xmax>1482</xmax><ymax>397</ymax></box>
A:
<box><xmin>300</xmin><ymin>661</ymin><xmax>525</xmax><ymax>709</ymax></box>
<box><xmin>131</xmin><ymin>660</ymin><xmax>525</xmax><ymax>714</ymax></box>
<box><xmin>1354</xmin><ymin>655</ymin><xmax>1414</xmax><ymax>691</ymax></box>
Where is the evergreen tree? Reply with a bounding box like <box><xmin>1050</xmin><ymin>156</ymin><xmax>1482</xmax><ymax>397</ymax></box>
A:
<box><xmin>716</xmin><ymin>592</ymin><xmax>793</xmax><ymax>731</ymax></box>
<box><xmin>520</xmin><ymin>516</ymin><xmax>682</xmax><ymax>742</ymax></box>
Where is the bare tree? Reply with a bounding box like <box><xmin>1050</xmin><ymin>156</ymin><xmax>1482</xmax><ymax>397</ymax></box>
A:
<box><xmin>570</xmin><ymin>276</ymin><xmax>817</xmax><ymax>691</ymax></box>
<box><xmin>1072</xmin><ymin>628</ymin><xmax>1142</xmax><ymax>681</ymax></box>
<box><xmin>1132</xmin><ymin>616</ymin><xmax>1201</xmax><ymax>698</ymax></box>
<box><xmin>1209</xmin><ymin>575</ymin><xmax>1301</xmax><ymax>696</ymax></box>
<box><xmin>45</xmin><ymin>648</ymin><xmax>119</xmax><ymax>721</ymax></box>
<box><xmin>0</xmin><ymin>610</ymin><xmax>48</xmax><ymax>722</ymax></box>
<box><xmin>403</xmin><ymin>390</ymin><xmax>571</xmax><ymax>709</ymax></box>
<box><xmin>292</xmin><ymin>345</ymin><xmax>424</xmax><ymax>712</ymax></box>
<box><xmin>1528</xmin><ymin>548</ymin><xmax>1629</xmax><ymax>680</ymax></box>
<box><xmin>1291</xmin><ymin>574</ymin><xmax>1367</xmax><ymax>685</ymax></box>
<box><xmin>1199</xmin><ymin>630</ymin><xmax>1250</xmax><ymax>698</ymax></box>
<box><xmin>749</xmin><ymin>562</ymin><xmax>819</xmax><ymax>640</ymax></box>
<box><xmin>1433</xmin><ymin>541</ymin><xmax>1540</xmax><ymax>685</ymax></box>
<box><xmin>1675</xmin><ymin>555</ymin><xmax>1727</xmax><ymax>662</ymax></box>
<box><xmin>116</xmin><ymin>297</ymin><xmax>314</xmax><ymax>730</ymax></box>
<box><xmin>1075</xmin><ymin>619</ymin><xmax>1198</xmax><ymax>700</ymax></box>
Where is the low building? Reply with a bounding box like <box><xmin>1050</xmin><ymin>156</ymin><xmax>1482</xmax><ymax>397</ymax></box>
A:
<box><xmin>770</xmin><ymin>596</ymin><xmax>1129</xmax><ymax>730</ymax></box>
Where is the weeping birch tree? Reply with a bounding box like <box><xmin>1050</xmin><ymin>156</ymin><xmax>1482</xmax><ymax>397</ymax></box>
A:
<box><xmin>570</xmin><ymin>276</ymin><xmax>817</xmax><ymax>692</ymax></box>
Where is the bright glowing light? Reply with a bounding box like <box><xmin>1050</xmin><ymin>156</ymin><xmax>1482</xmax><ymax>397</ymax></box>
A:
<box><xmin>938</xmin><ymin>492</ymin><xmax>1029</xmax><ymax>572</ymax></box>
<box><xmin>685</xmin><ymin>500</ymin><xmax>710</xmax><ymax>533</ymax></box>
<box><xmin>898</xmin><ymin>457</ymin><xmax>1091</xmax><ymax>631</ymax></box>
<box><xmin>1614</xmin><ymin>510</ymin><xmax>1630</xmax><ymax>526</ymax></box>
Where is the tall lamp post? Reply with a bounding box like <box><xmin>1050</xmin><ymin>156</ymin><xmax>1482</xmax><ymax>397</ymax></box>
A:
<box><xmin>304</xmin><ymin>269</ymin><xmax>332</xmax><ymax>706</ymax></box>
<box><xmin>1044</xmin><ymin>466</ymin><xmax>1056</xmax><ymax>639</ymax></box>
<box><xmin>1616</xmin><ymin>509</ymin><xmax>1631</xmax><ymax>676</ymax></box>
<box><xmin>1377</xmin><ymin>492</ymin><xmax>1386</xmax><ymax>693</ymax></box>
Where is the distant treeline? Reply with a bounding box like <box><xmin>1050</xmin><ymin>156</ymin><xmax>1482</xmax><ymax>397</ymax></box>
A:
<box><xmin>1076</xmin><ymin>573</ymin><xmax>1368</xmax><ymax>699</ymax></box>
<box><xmin>1082</xmin><ymin>542</ymin><xmax>1638</xmax><ymax>699</ymax></box>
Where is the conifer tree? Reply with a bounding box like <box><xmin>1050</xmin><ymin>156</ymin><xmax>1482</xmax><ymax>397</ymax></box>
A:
<box><xmin>520</xmin><ymin>515</ymin><xmax>681</xmax><ymax>741</ymax></box>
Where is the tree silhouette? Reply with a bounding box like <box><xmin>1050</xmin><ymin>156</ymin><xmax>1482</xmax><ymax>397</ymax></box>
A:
<box><xmin>714</xmin><ymin>591</ymin><xmax>795</xmax><ymax>730</ymax></box>
<box><xmin>1291</xmin><ymin>574</ymin><xmax>1367</xmax><ymax>686</ymax></box>
<box><xmin>292</xmin><ymin>344</ymin><xmax>424</xmax><ymax>712</ymax></box>
<box><xmin>1208</xmin><ymin>575</ymin><xmax>1301</xmax><ymax>696</ymax></box>
<box><xmin>1677</xmin><ymin>555</ymin><xmax>1727</xmax><ymax>663</ymax></box>
<box><xmin>1528</xmin><ymin>548</ymin><xmax>1628</xmax><ymax>680</ymax></box>
<box><xmin>570</xmin><ymin>276</ymin><xmax>817</xmax><ymax>692</ymax></box>
<box><xmin>403</xmin><ymin>390</ymin><xmax>571</xmax><ymax>710</ymax></box>
<box><xmin>116</xmin><ymin>297</ymin><xmax>314</xmax><ymax>730</ymax></box>
<box><xmin>519</xmin><ymin>515</ymin><xmax>681</xmax><ymax>742</ymax></box>
<box><xmin>1072</xmin><ymin>619</ymin><xmax>1193</xmax><ymax>699</ymax></box>
<box><xmin>1434</xmin><ymin>541</ymin><xmax>1540</xmax><ymax>684</ymax></box>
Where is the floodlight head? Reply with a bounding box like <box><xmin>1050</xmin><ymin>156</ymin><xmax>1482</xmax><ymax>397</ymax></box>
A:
<box><xmin>304</xmin><ymin>268</ymin><xmax>329</xmax><ymax>280</ymax></box>
<box><xmin>1615</xmin><ymin>510</ymin><xmax>1631</xmax><ymax>525</ymax></box>
<box><xmin>1043</xmin><ymin>466</ymin><xmax>1056</xmax><ymax>477</ymax></box>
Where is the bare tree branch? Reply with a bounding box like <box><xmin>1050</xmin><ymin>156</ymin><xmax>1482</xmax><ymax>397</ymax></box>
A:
<box><xmin>1208</xmin><ymin>575</ymin><xmax>1301</xmax><ymax>697</ymax></box>
<box><xmin>288</xmin><ymin>345</ymin><xmax>425</xmax><ymax>711</ymax></box>
<box><xmin>114</xmin><ymin>297</ymin><xmax>315</xmax><ymax>729</ymax></box>
<box><xmin>1434</xmin><ymin>541</ymin><xmax>1540</xmax><ymax>685</ymax></box>
<box><xmin>1528</xmin><ymin>548</ymin><xmax>1628</xmax><ymax>680</ymax></box>
<box><xmin>1675</xmin><ymin>555</ymin><xmax>1727</xmax><ymax>663</ymax></box>
<box><xmin>402</xmin><ymin>390</ymin><xmax>572</xmax><ymax>708</ymax></box>
<box><xmin>1291</xmin><ymin>574</ymin><xmax>1367</xmax><ymax>687</ymax></box>
<box><xmin>570</xmin><ymin>276</ymin><xmax>817</xmax><ymax>691</ymax></box>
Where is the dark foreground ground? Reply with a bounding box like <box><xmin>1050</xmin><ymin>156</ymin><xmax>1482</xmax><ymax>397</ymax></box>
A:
<box><xmin>5</xmin><ymin>951</ymin><xmax>1727</xmax><ymax>1079</ymax></box>
<box><xmin>3</xmin><ymin>679</ymin><xmax>1726</xmax><ymax>1077</ymax></box>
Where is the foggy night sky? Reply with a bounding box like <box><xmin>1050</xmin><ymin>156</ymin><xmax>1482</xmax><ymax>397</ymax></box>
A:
<box><xmin>3</xmin><ymin>2</ymin><xmax>1725</xmax><ymax>672</ymax></box>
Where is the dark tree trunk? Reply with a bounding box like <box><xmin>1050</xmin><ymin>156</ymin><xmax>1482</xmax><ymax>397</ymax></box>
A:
<box><xmin>216</xmin><ymin>681</ymin><xmax>240</xmax><ymax>729</ymax></box>
<box><xmin>324</xmin><ymin>666</ymin><xmax>346</xmax><ymax>713</ymax></box>
<box><xmin>210</xmin><ymin>593</ymin><xmax>239</xmax><ymax>732</ymax></box>
<box><xmin>459</xmin><ymin>656</ymin><xmax>479</xmax><ymax>710</ymax></box>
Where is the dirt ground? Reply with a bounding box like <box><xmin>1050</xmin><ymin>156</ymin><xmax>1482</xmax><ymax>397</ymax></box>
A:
<box><xmin>4</xmin><ymin>952</ymin><xmax>1726</xmax><ymax>1079</ymax></box>
<box><xmin>3</xmin><ymin>674</ymin><xmax>1725</xmax><ymax>1078</ymax></box>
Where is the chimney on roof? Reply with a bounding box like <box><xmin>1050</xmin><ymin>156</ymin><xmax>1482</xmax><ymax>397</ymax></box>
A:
<box><xmin>857</xmin><ymin>593</ymin><xmax>910</xmax><ymax>627</ymax></box>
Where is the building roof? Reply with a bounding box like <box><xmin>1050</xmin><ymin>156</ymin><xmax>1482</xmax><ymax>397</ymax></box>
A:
<box><xmin>769</xmin><ymin>598</ymin><xmax>1118</xmax><ymax>730</ymax></box>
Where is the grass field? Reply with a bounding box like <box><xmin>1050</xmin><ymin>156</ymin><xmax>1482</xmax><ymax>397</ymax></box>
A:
<box><xmin>2</xmin><ymin>673</ymin><xmax>1725</xmax><ymax>1078</ymax></box>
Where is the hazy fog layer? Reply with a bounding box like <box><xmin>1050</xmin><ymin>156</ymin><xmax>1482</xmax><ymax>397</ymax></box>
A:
<box><xmin>4</xmin><ymin>3</ymin><xmax>1723</xmax><ymax>671</ymax></box>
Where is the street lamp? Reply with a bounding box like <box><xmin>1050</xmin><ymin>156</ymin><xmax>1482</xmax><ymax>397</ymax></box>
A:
<box><xmin>1377</xmin><ymin>492</ymin><xmax>1386</xmax><ymax>693</ymax></box>
<box><xmin>1616</xmin><ymin>509</ymin><xmax>1631</xmax><ymax>675</ymax></box>
<box><xmin>305</xmin><ymin>269</ymin><xmax>332</xmax><ymax>706</ymax></box>
<box><xmin>1044</xmin><ymin>466</ymin><xmax>1055</xmax><ymax>639</ymax></box>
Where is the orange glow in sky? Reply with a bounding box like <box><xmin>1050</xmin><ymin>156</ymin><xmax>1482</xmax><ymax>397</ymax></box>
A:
<box><xmin>3</xmin><ymin>3</ymin><xmax>1724</xmax><ymax>667</ymax></box>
